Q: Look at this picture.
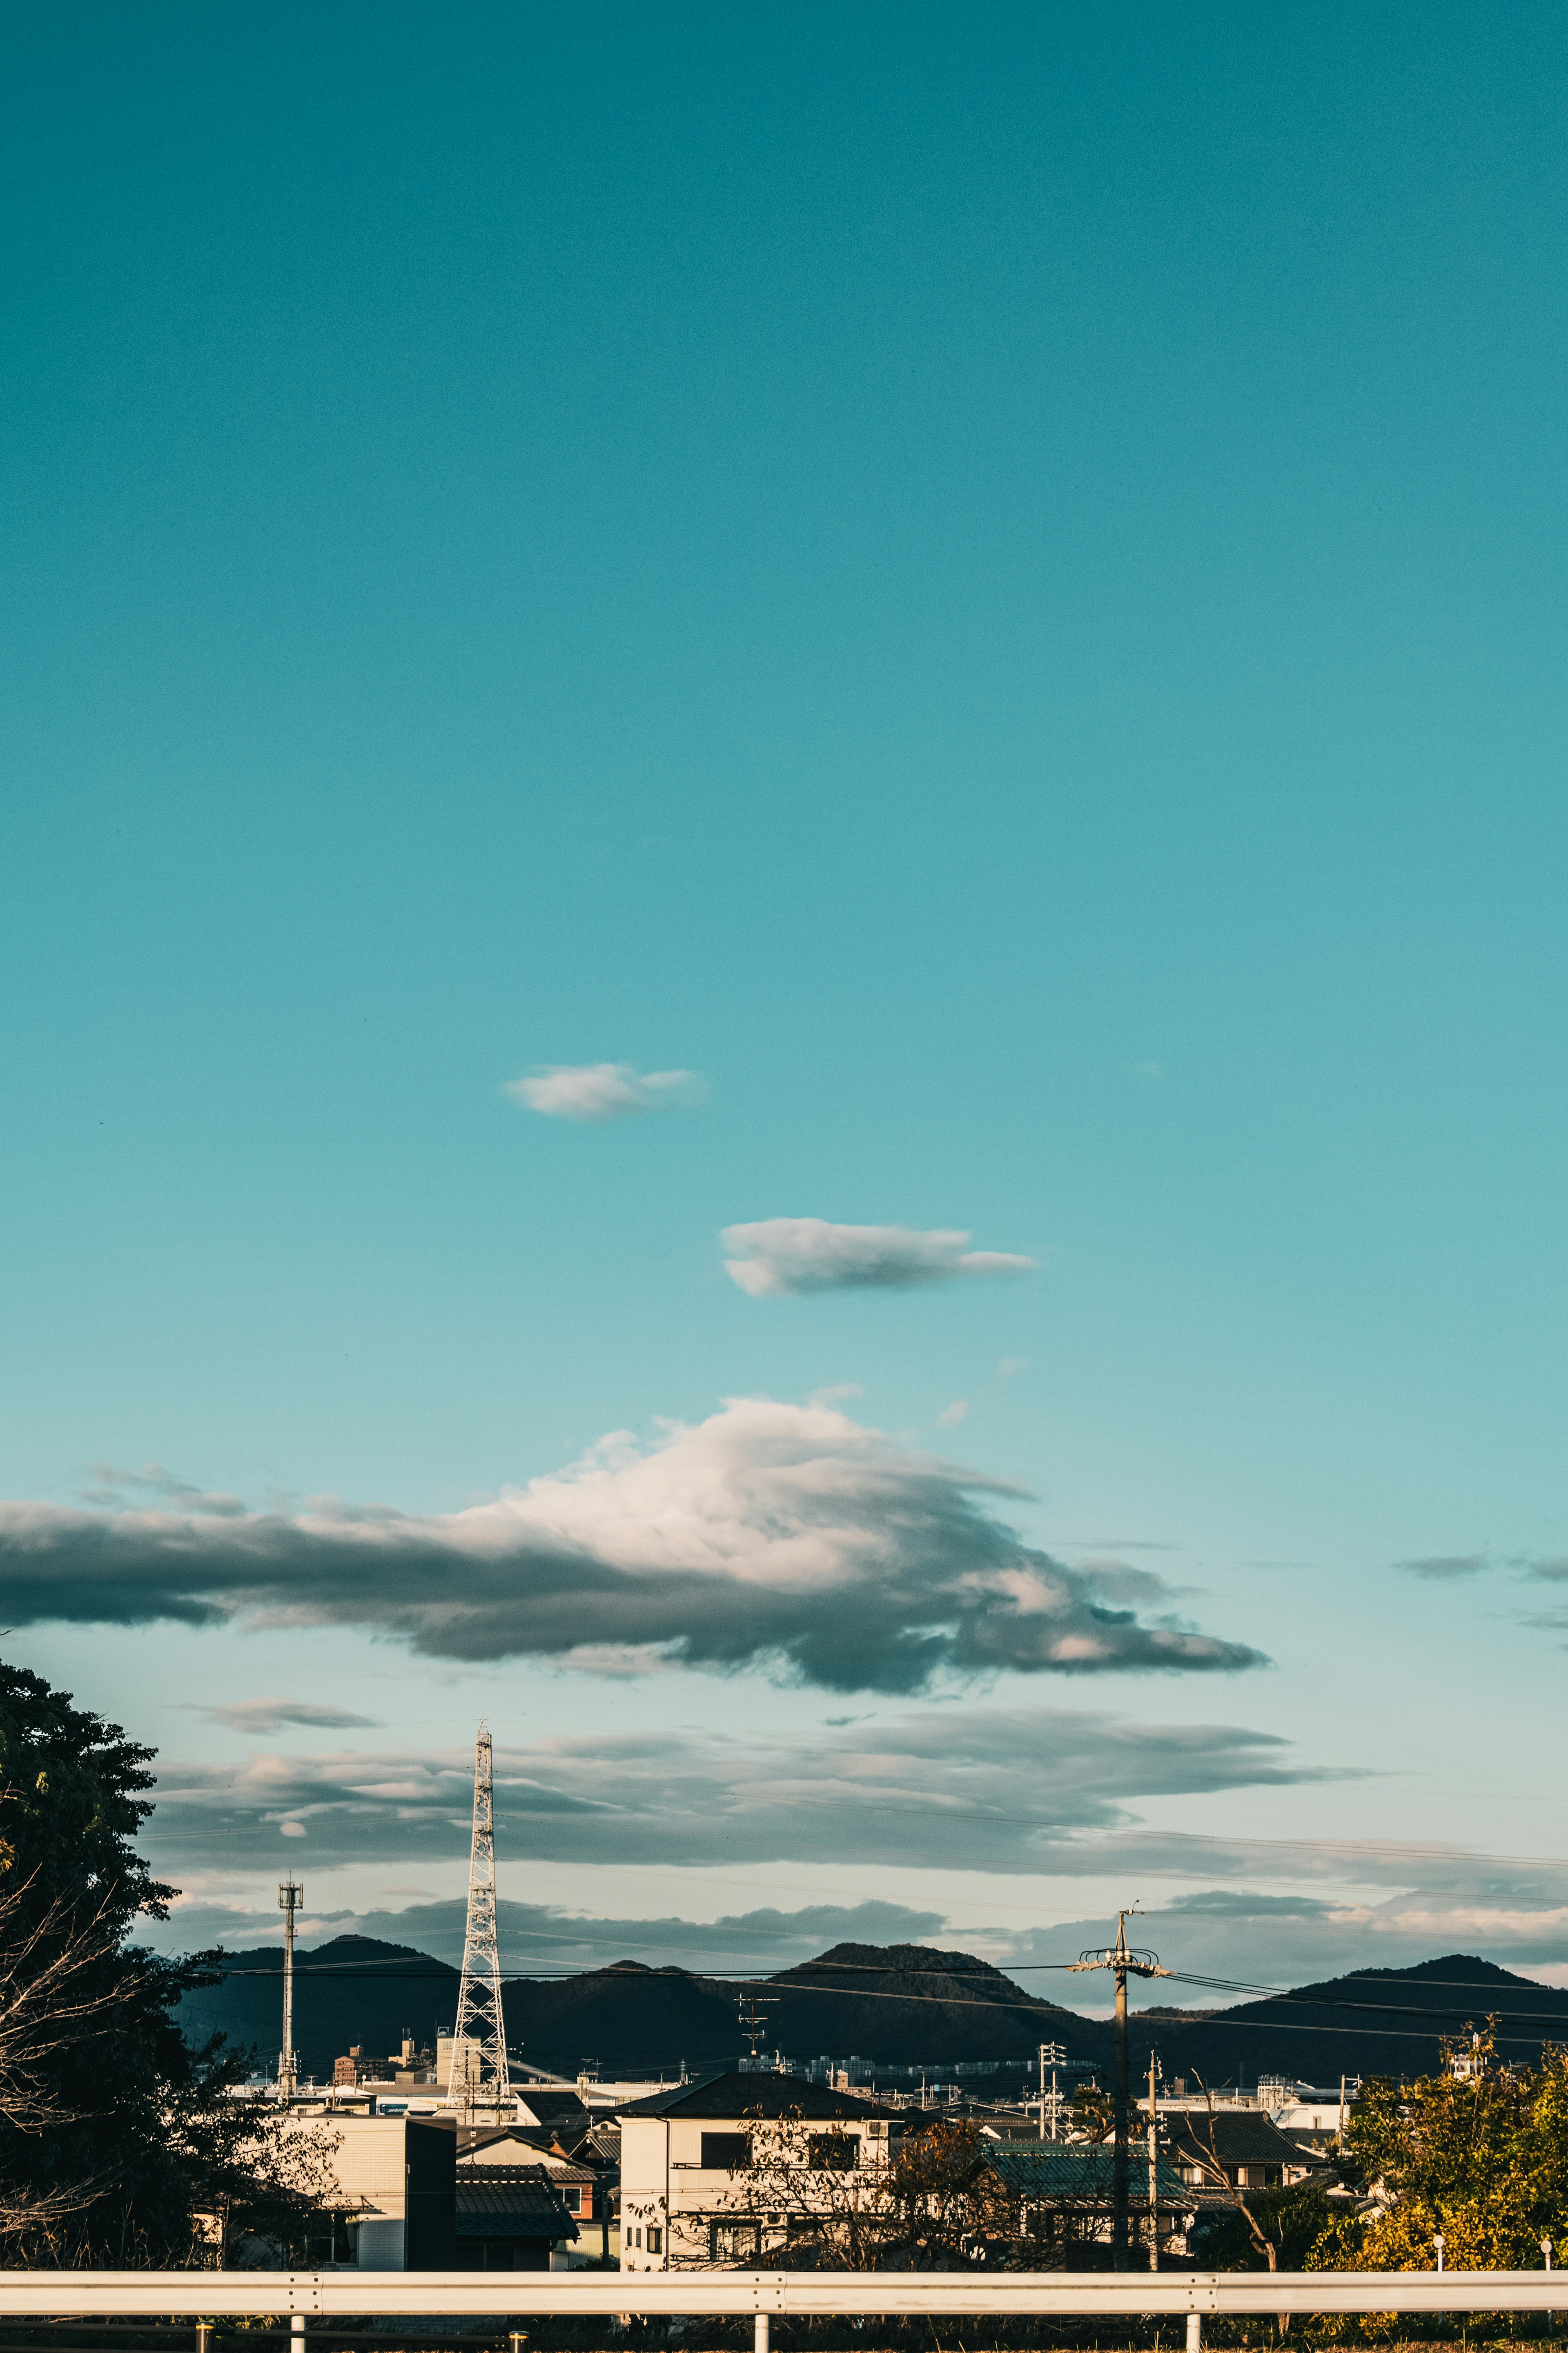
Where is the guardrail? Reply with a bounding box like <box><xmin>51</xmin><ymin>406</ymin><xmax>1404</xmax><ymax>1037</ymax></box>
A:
<box><xmin>0</xmin><ymin>2268</ymin><xmax>1561</xmax><ymax>2352</ymax></box>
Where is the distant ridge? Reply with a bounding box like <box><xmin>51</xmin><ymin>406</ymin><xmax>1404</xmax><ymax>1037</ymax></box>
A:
<box><xmin>176</xmin><ymin>1938</ymin><xmax>1568</xmax><ymax>2087</ymax></box>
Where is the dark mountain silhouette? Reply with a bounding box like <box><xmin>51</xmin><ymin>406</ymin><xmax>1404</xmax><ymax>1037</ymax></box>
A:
<box><xmin>762</xmin><ymin>1941</ymin><xmax>1085</xmax><ymax>2065</ymax></box>
<box><xmin>1123</xmin><ymin>1953</ymin><xmax>1568</xmax><ymax>2089</ymax></box>
<box><xmin>176</xmin><ymin>1935</ymin><xmax>460</xmax><ymax>2079</ymax></box>
<box><xmin>178</xmin><ymin>1937</ymin><xmax>1568</xmax><ymax>2090</ymax></box>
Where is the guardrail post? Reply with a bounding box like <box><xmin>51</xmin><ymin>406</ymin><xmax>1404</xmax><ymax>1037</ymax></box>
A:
<box><xmin>1186</xmin><ymin>2314</ymin><xmax>1201</xmax><ymax>2353</ymax></box>
<box><xmin>754</xmin><ymin>2315</ymin><xmax>769</xmax><ymax>2353</ymax></box>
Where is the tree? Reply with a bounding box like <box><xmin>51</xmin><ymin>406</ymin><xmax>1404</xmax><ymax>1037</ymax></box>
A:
<box><xmin>1307</xmin><ymin>2027</ymin><xmax>1568</xmax><ymax>2286</ymax></box>
<box><xmin>0</xmin><ymin>1662</ymin><xmax>336</xmax><ymax>2264</ymax></box>
<box><xmin>679</xmin><ymin>2112</ymin><xmax>1006</xmax><ymax>2270</ymax></box>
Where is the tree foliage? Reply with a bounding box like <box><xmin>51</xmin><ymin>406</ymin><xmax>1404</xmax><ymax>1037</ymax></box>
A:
<box><xmin>1309</xmin><ymin>2028</ymin><xmax>1568</xmax><ymax>2277</ymax></box>
<box><xmin>0</xmin><ymin>1662</ymin><xmax>335</xmax><ymax>2264</ymax></box>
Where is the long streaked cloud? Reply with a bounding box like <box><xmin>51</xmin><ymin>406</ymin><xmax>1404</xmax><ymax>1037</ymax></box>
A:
<box><xmin>721</xmin><ymin>1221</ymin><xmax>1037</xmax><ymax>1298</ymax></box>
<box><xmin>187</xmin><ymin>1697</ymin><xmax>381</xmax><ymax>1734</ymax></box>
<box><xmin>0</xmin><ymin>1400</ymin><xmax>1263</xmax><ymax>1690</ymax></box>
<box><xmin>504</xmin><ymin>1063</ymin><xmax>705</xmax><ymax>1121</ymax></box>
<box><xmin>1000</xmin><ymin>1890</ymin><xmax>1568</xmax><ymax>1997</ymax></box>
<box><xmin>154</xmin><ymin>1892</ymin><xmax>947</xmax><ymax>1971</ymax></box>
<box><xmin>144</xmin><ymin>1706</ymin><xmax>1321</xmax><ymax>1878</ymax></box>
<box><xmin>1395</xmin><ymin>1554</ymin><xmax>1489</xmax><ymax>1581</ymax></box>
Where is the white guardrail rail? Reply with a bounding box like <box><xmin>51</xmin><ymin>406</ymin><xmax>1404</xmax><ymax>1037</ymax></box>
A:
<box><xmin>0</xmin><ymin>2269</ymin><xmax>1562</xmax><ymax>2352</ymax></box>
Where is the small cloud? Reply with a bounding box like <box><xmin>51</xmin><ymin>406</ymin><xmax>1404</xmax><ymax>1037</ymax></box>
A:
<box><xmin>505</xmin><ymin>1064</ymin><xmax>706</xmax><ymax>1123</ymax></box>
<box><xmin>1396</xmin><ymin>1554</ymin><xmax>1489</xmax><ymax>1581</ymax></box>
<box><xmin>938</xmin><ymin>1400</ymin><xmax>970</xmax><ymax>1427</ymax></box>
<box><xmin>278</xmin><ymin>1820</ymin><xmax>308</xmax><ymax>1839</ymax></box>
<box><xmin>1516</xmin><ymin>1557</ymin><xmax>1568</xmax><ymax>1583</ymax></box>
<box><xmin>82</xmin><ymin>1463</ymin><xmax>247</xmax><ymax>1517</ymax></box>
<box><xmin>722</xmin><ymin>1219</ymin><xmax>1037</xmax><ymax>1298</ymax></box>
<box><xmin>995</xmin><ymin>1357</ymin><xmax>1028</xmax><ymax>1380</ymax></box>
<box><xmin>189</xmin><ymin>1697</ymin><xmax>381</xmax><ymax>1734</ymax></box>
<box><xmin>1131</xmin><ymin>1062</ymin><xmax>1163</xmax><ymax>1080</ymax></box>
<box><xmin>808</xmin><ymin>1383</ymin><xmax>864</xmax><ymax>1408</ymax></box>
<box><xmin>1165</xmin><ymin>1889</ymin><xmax>1338</xmax><ymax>1920</ymax></box>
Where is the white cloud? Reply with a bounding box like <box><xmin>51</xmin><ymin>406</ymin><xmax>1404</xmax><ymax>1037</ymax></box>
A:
<box><xmin>721</xmin><ymin>1220</ymin><xmax>1037</xmax><ymax>1297</ymax></box>
<box><xmin>0</xmin><ymin>1398</ymin><xmax>1263</xmax><ymax>1691</ymax></box>
<box><xmin>504</xmin><ymin>1063</ymin><xmax>706</xmax><ymax>1122</ymax></box>
<box><xmin>938</xmin><ymin>1401</ymin><xmax>970</xmax><ymax>1427</ymax></box>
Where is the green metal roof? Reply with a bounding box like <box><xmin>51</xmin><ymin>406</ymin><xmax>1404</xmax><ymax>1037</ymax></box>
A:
<box><xmin>985</xmin><ymin>2141</ymin><xmax>1188</xmax><ymax>2201</ymax></box>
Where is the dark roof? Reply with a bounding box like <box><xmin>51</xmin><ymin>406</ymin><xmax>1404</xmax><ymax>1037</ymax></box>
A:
<box><xmin>986</xmin><ymin>2144</ymin><xmax>1187</xmax><ymax>2203</ymax></box>
<box><xmin>454</xmin><ymin>2169</ymin><xmax>578</xmax><ymax>2240</ymax></box>
<box><xmin>518</xmin><ymin>2088</ymin><xmax>592</xmax><ymax>2128</ymax></box>
<box><xmin>615</xmin><ymin>2071</ymin><xmax>900</xmax><ymax>2122</ymax></box>
<box><xmin>1166</xmin><ymin>2113</ymin><xmax>1307</xmax><ymax>2167</ymax></box>
<box><xmin>463</xmin><ymin>2157</ymin><xmax>596</xmax><ymax>2187</ymax></box>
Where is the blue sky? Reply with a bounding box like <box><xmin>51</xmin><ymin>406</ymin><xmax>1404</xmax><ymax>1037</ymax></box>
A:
<box><xmin>4</xmin><ymin>1</ymin><xmax>1568</xmax><ymax>2023</ymax></box>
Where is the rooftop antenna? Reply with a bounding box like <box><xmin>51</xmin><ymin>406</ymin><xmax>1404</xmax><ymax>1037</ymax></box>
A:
<box><xmin>276</xmin><ymin>1880</ymin><xmax>303</xmax><ymax>2100</ymax></box>
<box><xmin>444</xmin><ymin>1724</ymin><xmax>511</xmax><ymax>2116</ymax></box>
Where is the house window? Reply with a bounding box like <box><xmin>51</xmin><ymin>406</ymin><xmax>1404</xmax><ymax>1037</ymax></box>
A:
<box><xmin>710</xmin><ymin>2221</ymin><xmax>762</xmax><ymax>2262</ymax></box>
<box><xmin>807</xmin><ymin>2134</ymin><xmax>858</xmax><ymax>2169</ymax></box>
<box><xmin>701</xmin><ymin>2132</ymin><xmax>752</xmax><ymax>2170</ymax></box>
<box><xmin>634</xmin><ymin>2227</ymin><xmax>641</xmax><ymax>2247</ymax></box>
<box><xmin>647</xmin><ymin>2227</ymin><xmax>662</xmax><ymax>2254</ymax></box>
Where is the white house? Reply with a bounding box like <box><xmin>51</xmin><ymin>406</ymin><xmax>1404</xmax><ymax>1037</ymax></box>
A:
<box><xmin>616</xmin><ymin>2071</ymin><xmax>898</xmax><ymax>2272</ymax></box>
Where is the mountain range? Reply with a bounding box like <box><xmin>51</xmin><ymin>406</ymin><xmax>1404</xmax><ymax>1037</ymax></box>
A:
<box><xmin>174</xmin><ymin>1937</ymin><xmax>1568</xmax><ymax>2090</ymax></box>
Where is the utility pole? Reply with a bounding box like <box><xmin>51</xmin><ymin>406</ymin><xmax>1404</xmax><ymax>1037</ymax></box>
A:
<box><xmin>444</xmin><ymin>1723</ymin><xmax>511</xmax><ymax>2116</ymax></box>
<box><xmin>1147</xmin><ymin>2050</ymin><xmax>1162</xmax><ymax>2272</ymax></box>
<box><xmin>1037</xmin><ymin>2041</ymin><xmax>1065</xmax><ymax>2140</ymax></box>
<box><xmin>276</xmin><ymin>1881</ymin><xmax>303</xmax><ymax>2100</ymax></box>
<box><xmin>737</xmin><ymin>1987</ymin><xmax>777</xmax><ymax>2065</ymax></box>
<box><xmin>1070</xmin><ymin>1911</ymin><xmax>1172</xmax><ymax>2270</ymax></box>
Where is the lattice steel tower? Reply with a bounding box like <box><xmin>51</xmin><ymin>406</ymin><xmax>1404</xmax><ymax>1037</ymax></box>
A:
<box><xmin>444</xmin><ymin>1722</ymin><xmax>511</xmax><ymax>2112</ymax></box>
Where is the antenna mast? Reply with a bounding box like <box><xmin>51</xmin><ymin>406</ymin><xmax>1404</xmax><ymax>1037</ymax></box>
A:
<box><xmin>444</xmin><ymin>1723</ymin><xmax>512</xmax><ymax>2115</ymax></box>
<box><xmin>276</xmin><ymin>1880</ymin><xmax>302</xmax><ymax>2100</ymax></box>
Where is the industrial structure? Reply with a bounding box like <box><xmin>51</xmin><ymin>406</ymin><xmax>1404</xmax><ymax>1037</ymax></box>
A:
<box><xmin>444</xmin><ymin>1721</ymin><xmax>512</xmax><ymax>2116</ymax></box>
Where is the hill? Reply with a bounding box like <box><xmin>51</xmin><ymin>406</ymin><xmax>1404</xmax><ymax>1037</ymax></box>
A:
<box><xmin>176</xmin><ymin>1935</ymin><xmax>459</xmax><ymax>2079</ymax></box>
<box><xmin>1122</xmin><ymin>1954</ymin><xmax>1568</xmax><ymax>2089</ymax></box>
<box><xmin>178</xmin><ymin>1937</ymin><xmax>1568</xmax><ymax>2090</ymax></box>
<box><xmin>762</xmin><ymin>1941</ymin><xmax>1085</xmax><ymax>2065</ymax></box>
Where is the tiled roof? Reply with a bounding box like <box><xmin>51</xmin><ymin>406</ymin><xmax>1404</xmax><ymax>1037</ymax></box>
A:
<box><xmin>616</xmin><ymin>2072</ymin><xmax>899</xmax><ymax>2121</ymax></box>
<box><xmin>986</xmin><ymin>2143</ymin><xmax>1188</xmax><ymax>2202</ymax></box>
<box><xmin>463</xmin><ymin>2157</ymin><xmax>596</xmax><ymax>2186</ymax></box>
<box><xmin>454</xmin><ymin>2169</ymin><xmax>578</xmax><ymax>2239</ymax></box>
<box><xmin>1166</xmin><ymin>2113</ymin><xmax>1307</xmax><ymax>2167</ymax></box>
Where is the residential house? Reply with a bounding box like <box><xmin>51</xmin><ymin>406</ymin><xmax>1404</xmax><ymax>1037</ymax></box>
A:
<box><xmin>1165</xmin><ymin>2110</ymin><xmax>1321</xmax><ymax>2192</ymax></box>
<box><xmin>454</xmin><ymin>2165</ymin><xmax>579</xmax><ymax>2271</ymax></box>
<box><xmin>617</xmin><ymin>2072</ymin><xmax>900</xmax><ymax>2271</ymax></box>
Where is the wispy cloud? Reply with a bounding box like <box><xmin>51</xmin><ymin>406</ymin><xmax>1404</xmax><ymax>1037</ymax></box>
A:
<box><xmin>504</xmin><ymin>1063</ymin><xmax>706</xmax><ymax>1122</ymax></box>
<box><xmin>79</xmin><ymin>1463</ymin><xmax>247</xmax><ymax>1517</ymax></box>
<box><xmin>937</xmin><ymin>1400</ymin><xmax>970</xmax><ymax>1427</ymax></box>
<box><xmin>143</xmin><ymin>1705</ymin><xmax>1312</xmax><ymax>1878</ymax></box>
<box><xmin>1395</xmin><ymin>1554</ymin><xmax>1490</xmax><ymax>1581</ymax></box>
<box><xmin>187</xmin><ymin>1697</ymin><xmax>381</xmax><ymax>1734</ymax></box>
<box><xmin>0</xmin><ymin>1400</ymin><xmax>1265</xmax><ymax>1691</ymax></box>
<box><xmin>721</xmin><ymin>1220</ymin><xmax>1037</xmax><ymax>1298</ymax></box>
